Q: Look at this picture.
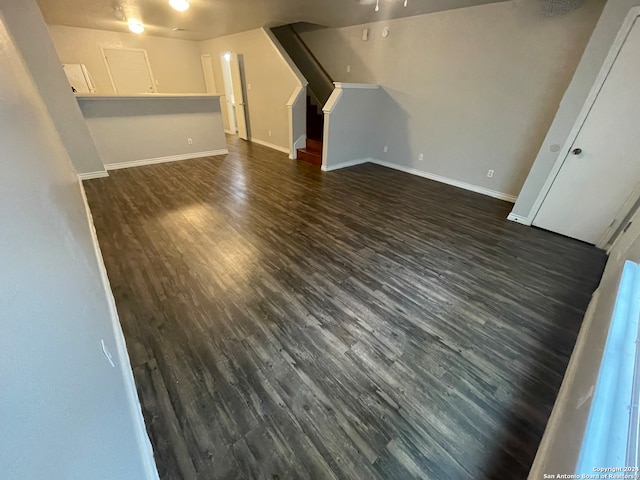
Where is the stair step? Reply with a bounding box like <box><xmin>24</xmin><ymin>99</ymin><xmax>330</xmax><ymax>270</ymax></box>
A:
<box><xmin>306</xmin><ymin>138</ymin><xmax>323</xmax><ymax>153</ymax></box>
<box><xmin>297</xmin><ymin>148</ymin><xmax>322</xmax><ymax>166</ymax></box>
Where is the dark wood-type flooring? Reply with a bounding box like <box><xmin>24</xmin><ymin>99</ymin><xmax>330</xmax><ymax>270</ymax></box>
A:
<box><xmin>84</xmin><ymin>136</ymin><xmax>607</xmax><ymax>480</ymax></box>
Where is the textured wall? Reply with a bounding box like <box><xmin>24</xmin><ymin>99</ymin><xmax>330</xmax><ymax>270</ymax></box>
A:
<box><xmin>200</xmin><ymin>29</ymin><xmax>300</xmax><ymax>151</ymax></box>
<box><xmin>0</xmin><ymin>5</ymin><xmax>156</xmax><ymax>480</ymax></box>
<box><xmin>298</xmin><ymin>0</ymin><xmax>606</xmax><ymax>199</ymax></box>
<box><xmin>49</xmin><ymin>25</ymin><xmax>206</xmax><ymax>94</ymax></box>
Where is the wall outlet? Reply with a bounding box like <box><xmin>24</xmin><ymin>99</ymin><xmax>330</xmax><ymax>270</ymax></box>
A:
<box><xmin>268</xmin><ymin>130</ymin><xmax>272</xmax><ymax>137</ymax></box>
<box><xmin>384</xmin><ymin>146</ymin><xmax>388</xmax><ymax>153</ymax></box>
<box><xmin>187</xmin><ymin>138</ymin><xmax>193</xmax><ymax>145</ymax></box>
<box><xmin>418</xmin><ymin>153</ymin><xmax>424</xmax><ymax>161</ymax></box>
<box><xmin>248</xmin><ymin>83</ymin><xmax>252</xmax><ymax>90</ymax></box>
<box><xmin>347</xmin><ymin>65</ymin><xmax>351</xmax><ymax>73</ymax></box>
<box><xmin>487</xmin><ymin>169</ymin><xmax>494</xmax><ymax>178</ymax></box>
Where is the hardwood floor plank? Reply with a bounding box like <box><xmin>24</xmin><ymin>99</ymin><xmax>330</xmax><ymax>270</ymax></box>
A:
<box><xmin>84</xmin><ymin>135</ymin><xmax>607</xmax><ymax>479</ymax></box>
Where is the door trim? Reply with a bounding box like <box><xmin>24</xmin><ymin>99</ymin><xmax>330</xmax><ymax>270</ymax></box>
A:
<box><xmin>100</xmin><ymin>46</ymin><xmax>157</xmax><ymax>94</ymax></box>
<box><xmin>200</xmin><ymin>54</ymin><xmax>217</xmax><ymax>94</ymax></box>
<box><xmin>526</xmin><ymin>8</ymin><xmax>640</xmax><ymax>233</ymax></box>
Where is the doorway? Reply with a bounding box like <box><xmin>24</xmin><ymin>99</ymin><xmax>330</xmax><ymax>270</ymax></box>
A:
<box><xmin>533</xmin><ymin>17</ymin><xmax>640</xmax><ymax>245</ymax></box>
<box><xmin>102</xmin><ymin>47</ymin><xmax>156</xmax><ymax>94</ymax></box>
<box><xmin>220</xmin><ymin>52</ymin><xmax>249</xmax><ymax>140</ymax></box>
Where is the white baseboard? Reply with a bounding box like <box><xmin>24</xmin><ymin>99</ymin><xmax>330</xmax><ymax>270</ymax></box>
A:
<box><xmin>322</xmin><ymin>158</ymin><xmax>371</xmax><ymax>172</ymax></box>
<box><xmin>79</xmin><ymin>171</ymin><xmax>109</xmax><ymax>181</ymax></box>
<box><xmin>507</xmin><ymin>213</ymin><xmax>532</xmax><ymax>225</ymax></box>
<box><xmin>249</xmin><ymin>137</ymin><xmax>290</xmax><ymax>155</ymax></box>
<box><xmin>105</xmin><ymin>150</ymin><xmax>229</xmax><ymax>171</ymax></box>
<box><xmin>290</xmin><ymin>135</ymin><xmax>307</xmax><ymax>160</ymax></box>
<box><xmin>370</xmin><ymin>159</ymin><xmax>518</xmax><ymax>203</ymax></box>
<box><xmin>77</xmin><ymin>181</ymin><xmax>159</xmax><ymax>480</ymax></box>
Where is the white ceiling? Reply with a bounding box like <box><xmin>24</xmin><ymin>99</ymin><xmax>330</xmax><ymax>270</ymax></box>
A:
<box><xmin>36</xmin><ymin>0</ymin><xmax>510</xmax><ymax>41</ymax></box>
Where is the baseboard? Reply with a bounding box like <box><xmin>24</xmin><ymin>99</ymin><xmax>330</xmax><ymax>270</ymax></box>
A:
<box><xmin>507</xmin><ymin>213</ymin><xmax>532</xmax><ymax>225</ymax></box>
<box><xmin>322</xmin><ymin>158</ymin><xmax>371</xmax><ymax>172</ymax></box>
<box><xmin>79</xmin><ymin>171</ymin><xmax>109</xmax><ymax>181</ymax></box>
<box><xmin>78</xmin><ymin>181</ymin><xmax>159</xmax><ymax>480</ymax></box>
<box><xmin>249</xmin><ymin>137</ymin><xmax>290</xmax><ymax>155</ymax></box>
<box><xmin>290</xmin><ymin>135</ymin><xmax>307</xmax><ymax>160</ymax></box>
<box><xmin>105</xmin><ymin>150</ymin><xmax>229</xmax><ymax>171</ymax></box>
<box><xmin>369</xmin><ymin>159</ymin><xmax>518</xmax><ymax>203</ymax></box>
<box><xmin>224</xmin><ymin>129</ymin><xmax>235</xmax><ymax>135</ymax></box>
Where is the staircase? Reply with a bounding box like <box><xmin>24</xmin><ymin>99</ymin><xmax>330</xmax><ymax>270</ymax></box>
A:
<box><xmin>297</xmin><ymin>137</ymin><xmax>323</xmax><ymax>166</ymax></box>
<box><xmin>271</xmin><ymin>24</ymin><xmax>333</xmax><ymax>168</ymax></box>
<box><xmin>297</xmin><ymin>95</ymin><xmax>323</xmax><ymax>166</ymax></box>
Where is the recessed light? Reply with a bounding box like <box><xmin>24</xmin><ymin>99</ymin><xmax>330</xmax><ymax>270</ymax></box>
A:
<box><xmin>169</xmin><ymin>0</ymin><xmax>190</xmax><ymax>12</ymax></box>
<box><xmin>128</xmin><ymin>20</ymin><xmax>145</xmax><ymax>34</ymax></box>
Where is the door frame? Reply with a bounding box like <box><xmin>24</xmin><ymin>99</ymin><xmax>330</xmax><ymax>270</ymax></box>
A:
<box><xmin>229</xmin><ymin>52</ymin><xmax>249</xmax><ymax>140</ymax></box>
<box><xmin>220</xmin><ymin>52</ymin><xmax>237</xmax><ymax>134</ymax></box>
<box><xmin>526</xmin><ymin>8</ymin><xmax>640</xmax><ymax>248</ymax></box>
<box><xmin>200</xmin><ymin>54</ymin><xmax>217</xmax><ymax>93</ymax></box>
<box><xmin>100</xmin><ymin>46</ymin><xmax>157</xmax><ymax>94</ymax></box>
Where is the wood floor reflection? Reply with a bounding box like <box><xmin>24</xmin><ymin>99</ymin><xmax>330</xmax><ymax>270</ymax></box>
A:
<box><xmin>84</xmin><ymin>136</ymin><xmax>606</xmax><ymax>480</ymax></box>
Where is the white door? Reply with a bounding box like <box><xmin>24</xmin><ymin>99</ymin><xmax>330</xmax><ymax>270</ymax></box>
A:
<box><xmin>220</xmin><ymin>53</ymin><xmax>237</xmax><ymax>134</ymax></box>
<box><xmin>533</xmin><ymin>20</ymin><xmax>640</xmax><ymax>245</ymax></box>
<box><xmin>102</xmin><ymin>48</ymin><xmax>156</xmax><ymax>94</ymax></box>
<box><xmin>62</xmin><ymin>64</ymin><xmax>94</xmax><ymax>93</ymax></box>
<box><xmin>229</xmin><ymin>53</ymin><xmax>249</xmax><ymax>140</ymax></box>
<box><xmin>200</xmin><ymin>54</ymin><xmax>217</xmax><ymax>93</ymax></box>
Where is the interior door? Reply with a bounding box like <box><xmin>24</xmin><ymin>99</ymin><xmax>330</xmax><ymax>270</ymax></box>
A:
<box><xmin>200</xmin><ymin>54</ymin><xmax>217</xmax><ymax>93</ymax></box>
<box><xmin>220</xmin><ymin>54</ymin><xmax>237</xmax><ymax>133</ymax></box>
<box><xmin>103</xmin><ymin>48</ymin><xmax>156</xmax><ymax>94</ymax></box>
<box><xmin>533</xmin><ymin>20</ymin><xmax>640</xmax><ymax>245</ymax></box>
<box><xmin>229</xmin><ymin>53</ymin><xmax>249</xmax><ymax>140</ymax></box>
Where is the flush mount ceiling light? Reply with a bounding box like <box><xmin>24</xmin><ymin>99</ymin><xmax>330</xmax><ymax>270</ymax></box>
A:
<box><xmin>128</xmin><ymin>19</ymin><xmax>145</xmax><ymax>34</ymax></box>
<box><xmin>169</xmin><ymin>0</ymin><xmax>190</xmax><ymax>12</ymax></box>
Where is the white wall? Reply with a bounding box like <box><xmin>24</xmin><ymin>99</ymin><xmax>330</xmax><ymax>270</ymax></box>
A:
<box><xmin>288</xmin><ymin>85</ymin><xmax>308</xmax><ymax>158</ymax></box>
<box><xmin>78</xmin><ymin>96</ymin><xmax>228</xmax><ymax>168</ymax></box>
<box><xmin>0</xmin><ymin>1</ymin><xmax>104</xmax><ymax>175</ymax></box>
<box><xmin>48</xmin><ymin>25</ymin><xmax>206</xmax><ymax>94</ymax></box>
<box><xmin>512</xmin><ymin>0</ymin><xmax>640</xmax><ymax>220</ymax></box>
<box><xmin>322</xmin><ymin>85</ymin><xmax>383</xmax><ymax>170</ymax></box>
<box><xmin>297</xmin><ymin>0</ymin><xmax>606</xmax><ymax>200</ymax></box>
<box><xmin>0</xmin><ymin>6</ymin><xmax>156</xmax><ymax>480</ymax></box>
<box><xmin>529</xmin><ymin>205</ymin><xmax>640</xmax><ymax>476</ymax></box>
<box><xmin>200</xmin><ymin>29</ymin><xmax>300</xmax><ymax>150</ymax></box>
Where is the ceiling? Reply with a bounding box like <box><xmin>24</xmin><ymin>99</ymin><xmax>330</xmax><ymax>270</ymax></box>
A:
<box><xmin>36</xmin><ymin>0</ymin><xmax>510</xmax><ymax>41</ymax></box>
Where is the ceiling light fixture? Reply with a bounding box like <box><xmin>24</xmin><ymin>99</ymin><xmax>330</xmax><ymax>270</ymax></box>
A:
<box><xmin>169</xmin><ymin>0</ymin><xmax>190</xmax><ymax>12</ymax></box>
<box><xmin>128</xmin><ymin>19</ymin><xmax>145</xmax><ymax>34</ymax></box>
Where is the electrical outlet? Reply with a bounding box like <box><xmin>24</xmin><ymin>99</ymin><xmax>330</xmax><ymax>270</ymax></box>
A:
<box><xmin>268</xmin><ymin>130</ymin><xmax>272</xmax><ymax>137</ymax></box>
<box><xmin>347</xmin><ymin>65</ymin><xmax>351</xmax><ymax>73</ymax></box>
<box><xmin>384</xmin><ymin>146</ymin><xmax>388</xmax><ymax>153</ymax></box>
<box><xmin>418</xmin><ymin>153</ymin><xmax>424</xmax><ymax>161</ymax></box>
<box><xmin>187</xmin><ymin>138</ymin><xmax>193</xmax><ymax>145</ymax></box>
<box><xmin>487</xmin><ymin>169</ymin><xmax>494</xmax><ymax>178</ymax></box>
